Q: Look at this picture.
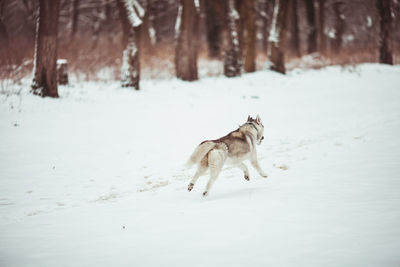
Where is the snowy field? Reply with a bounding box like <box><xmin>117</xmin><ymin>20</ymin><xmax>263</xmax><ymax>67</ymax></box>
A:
<box><xmin>1</xmin><ymin>64</ymin><xmax>400</xmax><ymax>267</ymax></box>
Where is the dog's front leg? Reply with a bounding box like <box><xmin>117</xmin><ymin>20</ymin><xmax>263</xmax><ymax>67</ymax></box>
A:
<box><xmin>250</xmin><ymin>155</ymin><xmax>268</xmax><ymax>178</ymax></box>
<box><xmin>237</xmin><ymin>163</ymin><xmax>250</xmax><ymax>181</ymax></box>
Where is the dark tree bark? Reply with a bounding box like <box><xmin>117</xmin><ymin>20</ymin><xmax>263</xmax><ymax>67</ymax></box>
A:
<box><xmin>70</xmin><ymin>0</ymin><xmax>80</xmax><ymax>40</ymax></box>
<box><xmin>269</xmin><ymin>0</ymin><xmax>289</xmax><ymax>74</ymax></box>
<box><xmin>317</xmin><ymin>0</ymin><xmax>326</xmax><ymax>53</ymax></box>
<box><xmin>117</xmin><ymin>0</ymin><xmax>143</xmax><ymax>89</ymax></box>
<box><xmin>332</xmin><ymin>2</ymin><xmax>345</xmax><ymax>53</ymax></box>
<box><xmin>175</xmin><ymin>0</ymin><xmax>199</xmax><ymax>81</ymax></box>
<box><xmin>0</xmin><ymin>0</ymin><xmax>8</xmax><ymax>40</ymax></box>
<box><xmin>289</xmin><ymin>0</ymin><xmax>301</xmax><ymax>57</ymax></box>
<box><xmin>117</xmin><ymin>0</ymin><xmax>130</xmax><ymax>47</ymax></box>
<box><xmin>57</xmin><ymin>59</ymin><xmax>68</xmax><ymax>85</ymax></box>
<box><xmin>242</xmin><ymin>0</ymin><xmax>256</xmax><ymax>72</ymax></box>
<box><xmin>303</xmin><ymin>0</ymin><xmax>317</xmax><ymax>54</ymax></box>
<box><xmin>377</xmin><ymin>0</ymin><xmax>393</xmax><ymax>65</ymax></box>
<box><xmin>31</xmin><ymin>0</ymin><xmax>60</xmax><ymax>98</ymax></box>
<box><xmin>262</xmin><ymin>0</ymin><xmax>274</xmax><ymax>55</ymax></box>
<box><xmin>204</xmin><ymin>0</ymin><xmax>223</xmax><ymax>58</ymax></box>
<box><xmin>140</xmin><ymin>7</ymin><xmax>152</xmax><ymax>52</ymax></box>
<box><xmin>224</xmin><ymin>0</ymin><xmax>241</xmax><ymax>77</ymax></box>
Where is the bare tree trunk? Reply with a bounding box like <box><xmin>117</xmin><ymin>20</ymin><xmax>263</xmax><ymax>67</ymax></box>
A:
<box><xmin>332</xmin><ymin>1</ymin><xmax>345</xmax><ymax>54</ymax></box>
<box><xmin>31</xmin><ymin>0</ymin><xmax>60</xmax><ymax>98</ymax></box>
<box><xmin>269</xmin><ymin>0</ymin><xmax>289</xmax><ymax>74</ymax></box>
<box><xmin>0</xmin><ymin>0</ymin><xmax>8</xmax><ymax>40</ymax></box>
<box><xmin>140</xmin><ymin>7</ymin><xmax>152</xmax><ymax>53</ymax></box>
<box><xmin>303</xmin><ymin>0</ymin><xmax>317</xmax><ymax>54</ymax></box>
<box><xmin>175</xmin><ymin>0</ymin><xmax>199</xmax><ymax>81</ymax></box>
<box><xmin>262</xmin><ymin>0</ymin><xmax>274</xmax><ymax>55</ymax></box>
<box><xmin>204</xmin><ymin>0</ymin><xmax>223</xmax><ymax>58</ymax></box>
<box><xmin>117</xmin><ymin>0</ymin><xmax>130</xmax><ymax>47</ymax></box>
<box><xmin>289</xmin><ymin>0</ymin><xmax>301</xmax><ymax>57</ymax></box>
<box><xmin>91</xmin><ymin>7</ymin><xmax>103</xmax><ymax>49</ymax></box>
<box><xmin>117</xmin><ymin>0</ymin><xmax>143</xmax><ymax>89</ymax></box>
<box><xmin>224</xmin><ymin>0</ymin><xmax>241</xmax><ymax>77</ymax></box>
<box><xmin>243</xmin><ymin>0</ymin><xmax>256</xmax><ymax>72</ymax></box>
<box><xmin>70</xmin><ymin>0</ymin><xmax>80</xmax><ymax>40</ymax></box>
<box><xmin>377</xmin><ymin>0</ymin><xmax>393</xmax><ymax>65</ymax></box>
<box><xmin>317</xmin><ymin>0</ymin><xmax>326</xmax><ymax>53</ymax></box>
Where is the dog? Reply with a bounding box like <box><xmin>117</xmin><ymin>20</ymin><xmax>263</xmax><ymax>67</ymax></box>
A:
<box><xmin>186</xmin><ymin>115</ymin><xmax>267</xmax><ymax>197</ymax></box>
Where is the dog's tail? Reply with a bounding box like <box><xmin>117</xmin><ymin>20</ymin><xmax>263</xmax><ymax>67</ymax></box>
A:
<box><xmin>186</xmin><ymin>141</ymin><xmax>216</xmax><ymax>167</ymax></box>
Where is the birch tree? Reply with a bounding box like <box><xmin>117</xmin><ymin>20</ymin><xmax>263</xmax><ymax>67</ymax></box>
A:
<box><xmin>268</xmin><ymin>0</ymin><xmax>289</xmax><ymax>74</ymax></box>
<box><xmin>31</xmin><ymin>0</ymin><xmax>60</xmax><ymax>97</ymax></box>
<box><xmin>117</xmin><ymin>0</ymin><xmax>144</xmax><ymax>89</ymax></box>
<box><xmin>175</xmin><ymin>0</ymin><xmax>199</xmax><ymax>81</ymax></box>
<box><xmin>224</xmin><ymin>0</ymin><xmax>241</xmax><ymax>77</ymax></box>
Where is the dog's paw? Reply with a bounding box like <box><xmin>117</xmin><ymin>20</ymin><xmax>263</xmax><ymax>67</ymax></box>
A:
<box><xmin>188</xmin><ymin>183</ymin><xmax>194</xmax><ymax>192</ymax></box>
<box><xmin>244</xmin><ymin>174</ymin><xmax>250</xmax><ymax>181</ymax></box>
<box><xmin>261</xmin><ymin>173</ymin><xmax>268</xmax><ymax>178</ymax></box>
<box><xmin>202</xmin><ymin>191</ymin><xmax>208</xmax><ymax>197</ymax></box>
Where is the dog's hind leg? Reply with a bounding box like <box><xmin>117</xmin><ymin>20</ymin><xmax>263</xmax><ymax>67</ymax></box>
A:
<box><xmin>188</xmin><ymin>166</ymin><xmax>206</xmax><ymax>192</ymax></box>
<box><xmin>237</xmin><ymin>163</ymin><xmax>250</xmax><ymax>181</ymax></box>
<box><xmin>188</xmin><ymin>157</ymin><xmax>208</xmax><ymax>192</ymax></box>
<box><xmin>203</xmin><ymin>149</ymin><xmax>225</xmax><ymax>197</ymax></box>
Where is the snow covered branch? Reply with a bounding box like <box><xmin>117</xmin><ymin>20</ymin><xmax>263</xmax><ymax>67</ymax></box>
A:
<box><xmin>123</xmin><ymin>0</ymin><xmax>144</xmax><ymax>27</ymax></box>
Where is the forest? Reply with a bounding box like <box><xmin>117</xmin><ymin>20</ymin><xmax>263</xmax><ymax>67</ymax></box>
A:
<box><xmin>1</xmin><ymin>2</ymin><xmax>400</xmax><ymax>266</ymax></box>
<box><xmin>0</xmin><ymin>0</ymin><xmax>398</xmax><ymax>96</ymax></box>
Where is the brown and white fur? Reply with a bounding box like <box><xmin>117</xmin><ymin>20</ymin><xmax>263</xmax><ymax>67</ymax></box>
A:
<box><xmin>186</xmin><ymin>115</ymin><xmax>267</xmax><ymax>197</ymax></box>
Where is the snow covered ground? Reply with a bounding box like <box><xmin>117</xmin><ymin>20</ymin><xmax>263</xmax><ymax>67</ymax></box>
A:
<box><xmin>1</xmin><ymin>64</ymin><xmax>400</xmax><ymax>267</ymax></box>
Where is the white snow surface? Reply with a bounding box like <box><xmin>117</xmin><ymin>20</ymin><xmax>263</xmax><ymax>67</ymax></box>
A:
<box><xmin>1</xmin><ymin>64</ymin><xmax>400</xmax><ymax>267</ymax></box>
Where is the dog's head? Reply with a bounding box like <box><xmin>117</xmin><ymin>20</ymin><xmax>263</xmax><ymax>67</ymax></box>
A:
<box><xmin>247</xmin><ymin>115</ymin><xmax>264</xmax><ymax>145</ymax></box>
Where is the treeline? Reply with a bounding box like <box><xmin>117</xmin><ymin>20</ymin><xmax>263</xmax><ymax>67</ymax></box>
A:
<box><xmin>0</xmin><ymin>0</ymin><xmax>398</xmax><ymax>97</ymax></box>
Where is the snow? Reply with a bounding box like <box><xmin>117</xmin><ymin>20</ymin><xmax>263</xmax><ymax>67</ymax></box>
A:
<box><xmin>123</xmin><ymin>0</ymin><xmax>143</xmax><ymax>27</ymax></box>
<box><xmin>268</xmin><ymin>3</ymin><xmax>280</xmax><ymax>43</ymax></box>
<box><xmin>194</xmin><ymin>0</ymin><xmax>200</xmax><ymax>12</ymax></box>
<box><xmin>1</xmin><ymin>64</ymin><xmax>400</xmax><ymax>266</ymax></box>
<box><xmin>56</xmin><ymin>59</ymin><xmax>67</xmax><ymax>65</ymax></box>
<box><xmin>174</xmin><ymin>4</ymin><xmax>182</xmax><ymax>39</ymax></box>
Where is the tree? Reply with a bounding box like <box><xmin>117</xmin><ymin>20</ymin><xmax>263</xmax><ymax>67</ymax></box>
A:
<box><xmin>377</xmin><ymin>0</ymin><xmax>393</xmax><ymax>65</ymax></box>
<box><xmin>303</xmin><ymin>0</ymin><xmax>317</xmax><ymax>54</ymax></box>
<box><xmin>289</xmin><ymin>0</ymin><xmax>301</xmax><ymax>57</ymax></box>
<box><xmin>317</xmin><ymin>0</ymin><xmax>326</xmax><ymax>53</ymax></box>
<box><xmin>31</xmin><ymin>0</ymin><xmax>60</xmax><ymax>97</ymax></box>
<box><xmin>117</xmin><ymin>0</ymin><xmax>144</xmax><ymax>89</ymax></box>
<box><xmin>332</xmin><ymin>1</ymin><xmax>345</xmax><ymax>53</ymax></box>
<box><xmin>175</xmin><ymin>0</ymin><xmax>199</xmax><ymax>81</ymax></box>
<box><xmin>204</xmin><ymin>0</ymin><xmax>223</xmax><ymax>58</ymax></box>
<box><xmin>242</xmin><ymin>0</ymin><xmax>256</xmax><ymax>72</ymax></box>
<box><xmin>70</xmin><ymin>0</ymin><xmax>80</xmax><ymax>40</ymax></box>
<box><xmin>268</xmin><ymin>0</ymin><xmax>289</xmax><ymax>74</ymax></box>
<box><xmin>260</xmin><ymin>0</ymin><xmax>274</xmax><ymax>55</ymax></box>
<box><xmin>224</xmin><ymin>0</ymin><xmax>241</xmax><ymax>77</ymax></box>
<box><xmin>0</xmin><ymin>0</ymin><xmax>8</xmax><ymax>41</ymax></box>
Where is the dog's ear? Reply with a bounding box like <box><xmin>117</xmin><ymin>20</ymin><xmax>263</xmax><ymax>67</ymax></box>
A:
<box><xmin>247</xmin><ymin>115</ymin><xmax>251</xmax><ymax>122</ymax></box>
<box><xmin>256</xmin><ymin>114</ymin><xmax>261</xmax><ymax>123</ymax></box>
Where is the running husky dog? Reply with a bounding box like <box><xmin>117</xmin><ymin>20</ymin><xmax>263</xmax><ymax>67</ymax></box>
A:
<box><xmin>186</xmin><ymin>115</ymin><xmax>267</xmax><ymax>197</ymax></box>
